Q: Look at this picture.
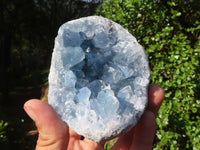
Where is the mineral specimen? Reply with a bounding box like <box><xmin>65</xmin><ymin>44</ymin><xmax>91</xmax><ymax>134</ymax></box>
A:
<box><xmin>81</xmin><ymin>0</ymin><xmax>104</xmax><ymax>3</ymax></box>
<box><xmin>48</xmin><ymin>16</ymin><xmax>150</xmax><ymax>142</ymax></box>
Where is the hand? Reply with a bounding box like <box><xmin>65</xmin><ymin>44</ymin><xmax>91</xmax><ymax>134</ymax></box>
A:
<box><xmin>24</xmin><ymin>84</ymin><xmax>164</xmax><ymax>150</ymax></box>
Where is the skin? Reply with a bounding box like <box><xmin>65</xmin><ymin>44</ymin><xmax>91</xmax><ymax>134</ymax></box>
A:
<box><xmin>24</xmin><ymin>83</ymin><xmax>165</xmax><ymax>150</ymax></box>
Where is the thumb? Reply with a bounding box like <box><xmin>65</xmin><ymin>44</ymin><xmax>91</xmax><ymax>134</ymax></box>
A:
<box><xmin>24</xmin><ymin>99</ymin><xmax>69</xmax><ymax>150</ymax></box>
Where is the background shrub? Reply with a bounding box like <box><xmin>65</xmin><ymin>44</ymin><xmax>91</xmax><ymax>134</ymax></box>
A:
<box><xmin>97</xmin><ymin>0</ymin><xmax>200</xmax><ymax>149</ymax></box>
<box><xmin>0</xmin><ymin>120</ymin><xmax>8</xmax><ymax>143</ymax></box>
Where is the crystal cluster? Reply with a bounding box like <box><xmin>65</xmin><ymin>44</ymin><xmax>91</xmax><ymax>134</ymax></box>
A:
<box><xmin>48</xmin><ymin>16</ymin><xmax>150</xmax><ymax>142</ymax></box>
<box><xmin>80</xmin><ymin>0</ymin><xmax>104</xmax><ymax>3</ymax></box>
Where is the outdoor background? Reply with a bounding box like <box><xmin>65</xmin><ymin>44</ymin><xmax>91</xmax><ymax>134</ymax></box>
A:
<box><xmin>0</xmin><ymin>0</ymin><xmax>199</xmax><ymax>150</ymax></box>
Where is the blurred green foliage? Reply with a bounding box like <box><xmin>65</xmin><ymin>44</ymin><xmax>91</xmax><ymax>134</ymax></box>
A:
<box><xmin>97</xmin><ymin>0</ymin><xmax>200</xmax><ymax>149</ymax></box>
<box><xmin>0</xmin><ymin>120</ymin><xmax>8</xmax><ymax>143</ymax></box>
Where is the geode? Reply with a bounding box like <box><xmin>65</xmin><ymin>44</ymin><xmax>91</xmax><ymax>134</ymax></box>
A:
<box><xmin>81</xmin><ymin>0</ymin><xmax>103</xmax><ymax>3</ymax></box>
<box><xmin>48</xmin><ymin>16</ymin><xmax>150</xmax><ymax>142</ymax></box>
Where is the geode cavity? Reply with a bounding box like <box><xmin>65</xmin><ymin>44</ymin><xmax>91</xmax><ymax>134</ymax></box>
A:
<box><xmin>48</xmin><ymin>16</ymin><xmax>150</xmax><ymax>142</ymax></box>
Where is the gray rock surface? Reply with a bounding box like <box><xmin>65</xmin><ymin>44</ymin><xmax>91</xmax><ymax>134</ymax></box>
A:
<box><xmin>48</xmin><ymin>16</ymin><xmax>150</xmax><ymax>142</ymax></box>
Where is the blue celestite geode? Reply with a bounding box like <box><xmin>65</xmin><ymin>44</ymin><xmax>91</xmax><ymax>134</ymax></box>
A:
<box><xmin>48</xmin><ymin>16</ymin><xmax>150</xmax><ymax>142</ymax></box>
<box><xmin>81</xmin><ymin>0</ymin><xmax>104</xmax><ymax>3</ymax></box>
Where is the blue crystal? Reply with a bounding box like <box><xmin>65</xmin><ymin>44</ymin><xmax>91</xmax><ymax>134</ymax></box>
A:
<box><xmin>48</xmin><ymin>16</ymin><xmax>150</xmax><ymax>142</ymax></box>
<box><xmin>77</xmin><ymin>87</ymin><xmax>91</xmax><ymax>104</ymax></box>
<box><xmin>80</xmin><ymin>0</ymin><xmax>104</xmax><ymax>3</ymax></box>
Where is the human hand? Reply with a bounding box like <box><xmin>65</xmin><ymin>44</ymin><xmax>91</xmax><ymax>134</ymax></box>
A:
<box><xmin>24</xmin><ymin>84</ymin><xmax>164</xmax><ymax>150</ymax></box>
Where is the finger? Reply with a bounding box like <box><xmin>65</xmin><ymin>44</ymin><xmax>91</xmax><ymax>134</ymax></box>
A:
<box><xmin>111</xmin><ymin>129</ymin><xmax>134</xmax><ymax>150</ymax></box>
<box><xmin>69</xmin><ymin>127</ymin><xmax>82</xmax><ymax>140</ymax></box>
<box><xmin>69</xmin><ymin>127</ymin><xmax>105</xmax><ymax>148</ymax></box>
<box><xmin>68</xmin><ymin>127</ymin><xmax>104</xmax><ymax>150</ymax></box>
<box><xmin>81</xmin><ymin>137</ymin><xmax>105</xmax><ymax>149</ymax></box>
<box><xmin>24</xmin><ymin>99</ymin><xmax>69</xmax><ymax>150</ymax></box>
<box><xmin>148</xmin><ymin>84</ymin><xmax>165</xmax><ymax>115</ymax></box>
<box><xmin>130</xmin><ymin>110</ymin><xmax>156</xmax><ymax>150</ymax></box>
<box><xmin>130</xmin><ymin>84</ymin><xmax>164</xmax><ymax>150</ymax></box>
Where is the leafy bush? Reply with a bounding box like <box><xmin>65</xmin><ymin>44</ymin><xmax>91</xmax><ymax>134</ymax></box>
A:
<box><xmin>97</xmin><ymin>0</ymin><xmax>200</xmax><ymax>149</ymax></box>
<box><xmin>0</xmin><ymin>120</ymin><xmax>8</xmax><ymax>143</ymax></box>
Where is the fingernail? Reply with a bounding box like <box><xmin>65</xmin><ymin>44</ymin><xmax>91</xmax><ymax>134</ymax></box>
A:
<box><xmin>24</xmin><ymin>105</ymin><xmax>38</xmax><ymax>122</ymax></box>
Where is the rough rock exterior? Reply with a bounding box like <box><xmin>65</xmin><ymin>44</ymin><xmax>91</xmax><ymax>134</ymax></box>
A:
<box><xmin>48</xmin><ymin>16</ymin><xmax>150</xmax><ymax>142</ymax></box>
